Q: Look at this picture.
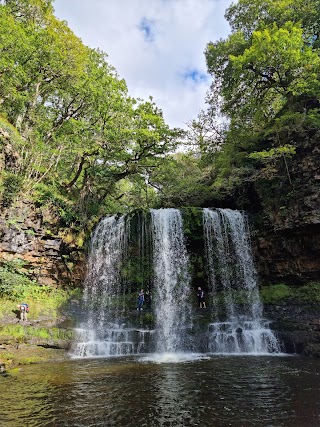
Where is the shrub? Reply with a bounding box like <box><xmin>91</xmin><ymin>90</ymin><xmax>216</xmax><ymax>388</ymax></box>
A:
<box><xmin>0</xmin><ymin>172</ymin><xmax>23</xmax><ymax>207</ymax></box>
<box><xmin>295</xmin><ymin>282</ymin><xmax>320</xmax><ymax>302</ymax></box>
<box><xmin>32</xmin><ymin>182</ymin><xmax>79</xmax><ymax>226</ymax></box>
<box><xmin>260</xmin><ymin>284</ymin><xmax>292</xmax><ymax>303</ymax></box>
<box><xmin>260</xmin><ymin>282</ymin><xmax>320</xmax><ymax>303</ymax></box>
<box><xmin>0</xmin><ymin>265</ymin><xmax>36</xmax><ymax>299</ymax></box>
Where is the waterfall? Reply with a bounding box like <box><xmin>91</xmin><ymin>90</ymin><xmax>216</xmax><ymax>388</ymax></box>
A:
<box><xmin>83</xmin><ymin>215</ymin><xmax>128</xmax><ymax>328</ymax></box>
<box><xmin>72</xmin><ymin>208</ymin><xmax>281</xmax><ymax>358</ymax></box>
<box><xmin>151</xmin><ymin>209</ymin><xmax>193</xmax><ymax>353</ymax></box>
<box><xmin>203</xmin><ymin>208</ymin><xmax>280</xmax><ymax>354</ymax></box>
<box><xmin>72</xmin><ymin>215</ymin><xmax>154</xmax><ymax>357</ymax></box>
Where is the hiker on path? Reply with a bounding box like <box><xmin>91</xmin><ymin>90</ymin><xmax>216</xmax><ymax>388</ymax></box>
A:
<box><xmin>17</xmin><ymin>303</ymin><xmax>28</xmax><ymax>321</ymax></box>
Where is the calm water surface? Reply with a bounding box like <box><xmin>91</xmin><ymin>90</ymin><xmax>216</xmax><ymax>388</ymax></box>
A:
<box><xmin>0</xmin><ymin>355</ymin><xmax>319</xmax><ymax>427</ymax></box>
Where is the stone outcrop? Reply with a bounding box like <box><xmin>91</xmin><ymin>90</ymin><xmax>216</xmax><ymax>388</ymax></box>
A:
<box><xmin>265</xmin><ymin>303</ymin><xmax>320</xmax><ymax>358</ymax></box>
<box><xmin>0</xmin><ymin>324</ymin><xmax>73</xmax><ymax>373</ymax></box>
<box><xmin>243</xmin><ymin>135</ymin><xmax>320</xmax><ymax>357</ymax></box>
<box><xmin>0</xmin><ymin>323</ymin><xmax>74</xmax><ymax>349</ymax></box>
<box><xmin>0</xmin><ymin>199</ymin><xmax>85</xmax><ymax>287</ymax></box>
<box><xmin>249</xmin><ymin>133</ymin><xmax>320</xmax><ymax>285</ymax></box>
<box><xmin>253</xmin><ymin>225</ymin><xmax>320</xmax><ymax>284</ymax></box>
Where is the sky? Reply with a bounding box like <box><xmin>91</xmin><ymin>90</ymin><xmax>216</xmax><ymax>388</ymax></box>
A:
<box><xmin>53</xmin><ymin>0</ymin><xmax>233</xmax><ymax>129</ymax></box>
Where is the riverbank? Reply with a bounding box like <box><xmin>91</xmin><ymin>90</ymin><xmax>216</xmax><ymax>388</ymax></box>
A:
<box><xmin>0</xmin><ymin>341</ymin><xmax>68</xmax><ymax>376</ymax></box>
<box><xmin>0</xmin><ymin>318</ymin><xmax>74</xmax><ymax>374</ymax></box>
<box><xmin>0</xmin><ymin>293</ymin><xmax>80</xmax><ymax>374</ymax></box>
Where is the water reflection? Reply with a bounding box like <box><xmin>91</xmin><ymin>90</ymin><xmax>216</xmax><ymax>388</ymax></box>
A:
<box><xmin>149</xmin><ymin>357</ymin><xmax>292</xmax><ymax>427</ymax></box>
<box><xmin>153</xmin><ymin>366</ymin><xmax>196</xmax><ymax>426</ymax></box>
<box><xmin>0</xmin><ymin>356</ymin><xmax>319</xmax><ymax>427</ymax></box>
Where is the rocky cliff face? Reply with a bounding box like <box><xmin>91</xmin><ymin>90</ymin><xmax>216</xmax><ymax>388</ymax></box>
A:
<box><xmin>0</xmin><ymin>199</ymin><xmax>85</xmax><ymax>287</ymax></box>
<box><xmin>253</xmin><ymin>225</ymin><xmax>320</xmax><ymax>284</ymax></box>
<box><xmin>244</xmin><ymin>133</ymin><xmax>320</xmax><ymax>357</ymax></box>
<box><xmin>249</xmin><ymin>133</ymin><xmax>320</xmax><ymax>285</ymax></box>
<box><xmin>265</xmin><ymin>303</ymin><xmax>320</xmax><ymax>358</ymax></box>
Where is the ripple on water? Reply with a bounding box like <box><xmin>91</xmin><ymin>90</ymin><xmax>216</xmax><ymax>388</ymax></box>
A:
<box><xmin>0</xmin><ymin>356</ymin><xmax>319</xmax><ymax>427</ymax></box>
<box><xmin>139</xmin><ymin>352</ymin><xmax>211</xmax><ymax>364</ymax></box>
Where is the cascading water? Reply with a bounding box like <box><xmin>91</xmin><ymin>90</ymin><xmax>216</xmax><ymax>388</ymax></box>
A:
<box><xmin>72</xmin><ymin>208</ymin><xmax>281</xmax><ymax>359</ymax></box>
<box><xmin>72</xmin><ymin>215</ymin><xmax>154</xmax><ymax>357</ymax></box>
<box><xmin>151</xmin><ymin>209</ymin><xmax>193</xmax><ymax>353</ymax></box>
<box><xmin>203</xmin><ymin>208</ymin><xmax>281</xmax><ymax>354</ymax></box>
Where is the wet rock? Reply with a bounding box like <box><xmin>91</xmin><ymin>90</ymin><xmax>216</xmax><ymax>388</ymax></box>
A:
<box><xmin>265</xmin><ymin>303</ymin><xmax>320</xmax><ymax>357</ymax></box>
<box><xmin>303</xmin><ymin>343</ymin><xmax>320</xmax><ymax>358</ymax></box>
<box><xmin>0</xmin><ymin>200</ymin><xmax>85</xmax><ymax>287</ymax></box>
<box><xmin>253</xmin><ymin>225</ymin><xmax>320</xmax><ymax>284</ymax></box>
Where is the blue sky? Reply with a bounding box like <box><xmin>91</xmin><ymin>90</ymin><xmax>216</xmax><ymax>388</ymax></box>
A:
<box><xmin>54</xmin><ymin>0</ymin><xmax>233</xmax><ymax>129</ymax></box>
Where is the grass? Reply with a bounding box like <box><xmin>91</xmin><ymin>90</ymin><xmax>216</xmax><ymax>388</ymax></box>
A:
<box><xmin>0</xmin><ymin>343</ymin><xmax>68</xmax><ymax>372</ymax></box>
<box><xmin>260</xmin><ymin>282</ymin><xmax>320</xmax><ymax>304</ymax></box>
<box><xmin>0</xmin><ymin>285</ymin><xmax>82</xmax><ymax>321</ymax></box>
<box><xmin>197</xmin><ymin>282</ymin><xmax>320</xmax><ymax>306</ymax></box>
<box><xmin>0</xmin><ymin>324</ymin><xmax>74</xmax><ymax>341</ymax></box>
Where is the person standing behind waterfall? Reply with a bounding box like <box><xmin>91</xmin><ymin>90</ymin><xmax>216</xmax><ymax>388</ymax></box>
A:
<box><xmin>197</xmin><ymin>287</ymin><xmax>206</xmax><ymax>309</ymax></box>
<box><xmin>137</xmin><ymin>289</ymin><xmax>144</xmax><ymax>311</ymax></box>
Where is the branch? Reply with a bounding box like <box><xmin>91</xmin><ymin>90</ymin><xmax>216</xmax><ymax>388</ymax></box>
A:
<box><xmin>64</xmin><ymin>149</ymin><xmax>99</xmax><ymax>190</ymax></box>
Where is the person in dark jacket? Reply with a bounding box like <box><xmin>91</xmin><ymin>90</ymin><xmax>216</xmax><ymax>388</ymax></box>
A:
<box><xmin>197</xmin><ymin>287</ymin><xmax>206</xmax><ymax>309</ymax></box>
<box><xmin>137</xmin><ymin>289</ymin><xmax>145</xmax><ymax>311</ymax></box>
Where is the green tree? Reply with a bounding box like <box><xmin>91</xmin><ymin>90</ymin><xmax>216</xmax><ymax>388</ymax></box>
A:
<box><xmin>197</xmin><ymin>0</ymin><xmax>320</xmax><ymax>211</ymax></box>
<box><xmin>204</xmin><ymin>0</ymin><xmax>320</xmax><ymax>157</ymax></box>
<box><xmin>206</xmin><ymin>3</ymin><xmax>320</xmax><ymax>128</ymax></box>
<box><xmin>147</xmin><ymin>153</ymin><xmax>212</xmax><ymax>207</ymax></box>
<box><xmin>186</xmin><ymin>109</ymin><xmax>227</xmax><ymax>158</ymax></box>
<box><xmin>0</xmin><ymin>1</ymin><xmax>183</xmax><ymax>223</ymax></box>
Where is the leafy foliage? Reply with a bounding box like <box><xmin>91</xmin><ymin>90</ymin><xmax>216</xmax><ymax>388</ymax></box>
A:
<box><xmin>0</xmin><ymin>258</ymin><xmax>41</xmax><ymax>300</ymax></box>
<box><xmin>0</xmin><ymin>257</ymin><xmax>82</xmax><ymax>321</ymax></box>
<box><xmin>205</xmin><ymin>0</ymin><xmax>320</xmax><ymax>130</ymax></box>
<box><xmin>261</xmin><ymin>282</ymin><xmax>320</xmax><ymax>303</ymax></box>
<box><xmin>148</xmin><ymin>152</ymin><xmax>213</xmax><ymax>207</ymax></box>
<box><xmin>0</xmin><ymin>0</ymin><xmax>183</xmax><ymax>224</ymax></box>
<box><xmin>0</xmin><ymin>172</ymin><xmax>22</xmax><ymax>207</ymax></box>
<box><xmin>180</xmin><ymin>0</ymin><xmax>320</xmax><ymax>209</ymax></box>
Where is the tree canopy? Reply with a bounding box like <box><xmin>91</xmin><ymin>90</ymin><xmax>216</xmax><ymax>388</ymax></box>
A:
<box><xmin>0</xmin><ymin>0</ymin><xmax>183</xmax><ymax>226</ymax></box>
<box><xmin>205</xmin><ymin>0</ymin><xmax>320</xmax><ymax>128</ymax></box>
<box><xmin>192</xmin><ymin>0</ymin><xmax>320</xmax><ymax>206</ymax></box>
<box><xmin>153</xmin><ymin>0</ymin><xmax>320</xmax><ymax>210</ymax></box>
<box><xmin>1</xmin><ymin>0</ymin><xmax>319</xmax><ymax>222</ymax></box>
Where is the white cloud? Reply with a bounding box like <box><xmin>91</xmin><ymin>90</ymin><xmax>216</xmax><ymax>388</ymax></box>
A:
<box><xmin>53</xmin><ymin>0</ymin><xmax>233</xmax><ymax>128</ymax></box>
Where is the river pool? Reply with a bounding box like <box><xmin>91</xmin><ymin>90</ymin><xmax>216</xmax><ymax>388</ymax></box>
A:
<box><xmin>0</xmin><ymin>354</ymin><xmax>319</xmax><ymax>426</ymax></box>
